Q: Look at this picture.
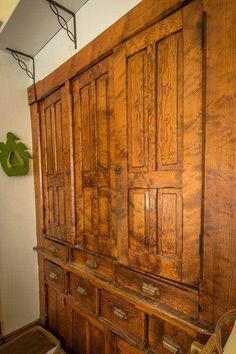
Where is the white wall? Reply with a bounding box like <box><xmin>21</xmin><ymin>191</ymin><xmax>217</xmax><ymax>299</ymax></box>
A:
<box><xmin>35</xmin><ymin>0</ymin><xmax>141</xmax><ymax>81</ymax></box>
<box><xmin>0</xmin><ymin>50</ymin><xmax>39</xmax><ymax>335</ymax></box>
<box><xmin>0</xmin><ymin>0</ymin><xmax>141</xmax><ymax>336</ymax></box>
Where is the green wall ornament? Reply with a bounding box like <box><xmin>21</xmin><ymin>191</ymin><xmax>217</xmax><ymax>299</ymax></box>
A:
<box><xmin>0</xmin><ymin>132</ymin><xmax>32</xmax><ymax>176</ymax></box>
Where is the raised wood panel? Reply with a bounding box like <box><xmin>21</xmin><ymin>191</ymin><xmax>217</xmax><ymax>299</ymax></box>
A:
<box><xmin>157</xmin><ymin>31</ymin><xmax>183</xmax><ymax>169</ymax></box>
<box><xmin>46</xmin><ymin>285</ymin><xmax>68</xmax><ymax>345</ymax></box>
<box><xmin>114</xmin><ymin>3</ymin><xmax>203</xmax><ymax>285</ymax></box>
<box><xmin>73</xmin><ymin>56</ymin><xmax>117</xmax><ymax>258</ymax></box>
<box><xmin>158</xmin><ymin>189</ymin><xmax>182</xmax><ymax>258</ymax></box>
<box><xmin>67</xmin><ymin>306</ymin><xmax>106</xmax><ymax>354</ymax></box>
<box><xmin>39</xmin><ymin>85</ymin><xmax>75</xmax><ymax>244</ymax></box>
<box><xmin>128</xmin><ymin>189</ymin><xmax>157</xmax><ymax>253</ymax></box>
<box><xmin>127</xmin><ymin>48</ymin><xmax>149</xmax><ymax>173</ymax></box>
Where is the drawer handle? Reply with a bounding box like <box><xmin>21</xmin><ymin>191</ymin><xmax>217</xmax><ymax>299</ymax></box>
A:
<box><xmin>86</xmin><ymin>259</ymin><xmax>98</xmax><ymax>269</ymax></box>
<box><xmin>162</xmin><ymin>337</ymin><xmax>181</xmax><ymax>354</ymax></box>
<box><xmin>76</xmin><ymin>286</ymin><xmax>87</xmax><ymax>296</ymax></box>
<box><xmin>113</xmin><ymin>307</ymin><xmax>127</xmax><ymax>320</ymax></box>
<box><xmin>49</xmin><ymin>245</ymin><xmax>58</xmax><ymax>254</ymax></box>
<box><xmin>49</xmin><ymin>272</ymin><xmax>58</xmax><ymax>281</ymax></box>
<box><xmin>141</xmin><ymin>283</ymin><xmax>160</xmax><ymax>297</ymax></box>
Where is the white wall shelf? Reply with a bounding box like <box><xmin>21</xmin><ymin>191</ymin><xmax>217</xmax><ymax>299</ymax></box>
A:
<box><xmin>0</xmin><ymin>0</ymin><xmax>88</xmax><ymax>57</ymax></box>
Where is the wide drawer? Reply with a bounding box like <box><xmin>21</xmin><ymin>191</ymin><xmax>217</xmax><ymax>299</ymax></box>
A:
<box><xmin>149</xmin><ymin>315</ymin><xmax>196</xmax><ymax>354</ymax></box>
<box><xmin>101</xmin><ymin>290</ymin><xmax>146</xmax><ymax>346</ymax></box>
<box><xmin>116</xmin><ymin>266</ymin><xmax>198</xmax><ymax>318</ymax></box>
<box><xmin>43</xmin><ymin>239</ymin><xmax>68</xmax><ymax>261</ymax></box>
<box><xmin>72</xmin><ymin>249</ymin><xmax>114</xmax><ymax>281</ymax></box>
<box><xmin>44</xmin><ymin>260</ymin><xmax>65</xmax><ymax>292</ymax></box>
<box><xmin>68</xmin><ymin>272</ymin><xmax>99</xmax><ymax>314</ymax></box>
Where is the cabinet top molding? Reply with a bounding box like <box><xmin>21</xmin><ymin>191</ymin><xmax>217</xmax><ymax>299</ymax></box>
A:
<box><xmin>27</xmin><ymin>0</ymin><xmax>187</xmax><ymax>104</ymax></box>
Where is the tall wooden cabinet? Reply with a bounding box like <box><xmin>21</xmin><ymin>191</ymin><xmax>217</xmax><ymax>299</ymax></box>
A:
<box><xmin>29</xmin><ymin>0</ymin><xmax>236</xmax><ymax>353</ymax></box>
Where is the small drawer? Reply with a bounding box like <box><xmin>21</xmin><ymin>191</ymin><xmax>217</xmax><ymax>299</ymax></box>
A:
<box><xmin>149</xmin><ymin>316</ymin><xmax>196</xmax><ymax>354</ymax></box>
<box><xmin>115</xmin><ymin>337</ymin><xmax>145</xmax><ymax>354</ymax></box>
<box><xmin>72</xmin><ymin>249</ymin><xmax>114</xmax><ymax>281</ymax></box>
<box><xmin>44</xmin><ymin>260</ymin><xmax>65</xmax><ymax>292</ymax></box>
<box><xmin>116</xmin><ymin>266</ymin><xmax>198</xmax><ymax>318</ymax></box>
<box><xmin>69</xmin><ymin>272</ymin><xmax>99</xmax><ymax>313</ymax></box>
<box><xmin>43</xmin><ymin>239</ymin><xmax>69</xmax><ymax>261</ymax></box>
<box><xmin>101</xmin><ymin>290</ymin><xmax>146</xmax><ymax>345</ymax></box>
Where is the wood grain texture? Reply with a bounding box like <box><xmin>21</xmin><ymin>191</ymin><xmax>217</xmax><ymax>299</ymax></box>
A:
<box><xmin>114</xmin><ymin>3</ymin><xmax>203</xmax><ymax>285</ymax></box>
<box><xmin>100</xmin><ymin>290</ymin><xmax>147</xmax><ymax>346</ymax></box>
<box><xmin>67</xmin><ymin>302</ymin><xmax>106</xmax><ymax>354</ymax></box>
<box><xmin>200</xmin><ymin>0</ymin><xmax>236</xmax><ymax>325</ymax></box>
<box><xmin>46</xmin><ymin>285</ymin><xmax>68</xmax><ymax>346</ymax></box>
<box><xmin>68</xmin><ymin>272</ymin><xmax>99</xmax><ymax>314</ymax></box>
<box><xmin>114</xmin><ymin>336</ymin><xmax>145</xmax><ymax>354</ymax></box>
<box><xmin>181</xmin><ymin>0</ymin><xmax>203</xmax><ymax>285</ymax></box>
<box><xmin>39</xmin><ymin>86</ymin><xmax>75</xmax><ymax>244</ymax></box>
<box><xmin>116</xmin><ymin>266</ymin><xmax>199</xmax><ymax>318</ymax></box>
<box><xmin>149</xmin><ymin>315</ymin><xmax>196</xmax><ymax>353</ymax></box>
<box><xmin>31</xmin><ymin>102</ymin><xmax>44</xmax><ymax>247</ymax></box>
<box><xmin>27</xmin><ymin>0</ymin><xmax>185</xmax><ymax>103</ymax></box>
<box><xmin>73</xmin><ymin>57</ymin><xmax>117</xmax><ymax>258</ymax></box>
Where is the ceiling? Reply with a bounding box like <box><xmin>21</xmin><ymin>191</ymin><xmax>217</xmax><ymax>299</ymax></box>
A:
<box><xmin>0</xmin><ymin>0</ymin><xmax>88</xmax><ymax>57</ymax></box>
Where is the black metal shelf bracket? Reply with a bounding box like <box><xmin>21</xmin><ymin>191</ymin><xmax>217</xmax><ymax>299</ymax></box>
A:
<box><xmin>47</xmin><ymin>0</ymin><xmax>77</xmax><ymax>49</ymax></box>
<box><xmin>6</xmin><ymin>48</ymin><xmax>35</xmax><ymax>83</ymax></box>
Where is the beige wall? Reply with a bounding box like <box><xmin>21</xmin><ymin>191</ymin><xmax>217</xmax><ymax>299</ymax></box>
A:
<box><xmin>0</xmin><ymin>50</ymin><xmax>39</xmax><ymax>335</ymax></box>
<box><xmin>0</xmin><ymin>0</ymin><xmax>19</xmax><ymax>25</ymax></box>
<box><xmin>35</xmin><ymin>0</ymin><xmax>141</xmax><ymax>80</ymax></box>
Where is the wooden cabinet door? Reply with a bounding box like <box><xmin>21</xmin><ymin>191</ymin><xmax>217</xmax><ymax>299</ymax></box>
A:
<box><xmin>73</xmin><ymin>57</ymin><xmax>117</xmax><ymax>258</ymax></box>
<box><xmin>46</xmin><ymin>285</ymin><xmax>68</xmax><ymax>346</ymax></box>
<box><xmin>114</xmin><ymin>0</ymin><xmax>203</xmax><ymax>285</ymax></box>
<box><xmin>67</xmin><ymin>305</ymin><xmax>108</xmax><ymax>354</ymax></box>
<box><xmin>39</xmin><ymin>85</ymin><xmax>74</xmax><ymax>244</ymax></box>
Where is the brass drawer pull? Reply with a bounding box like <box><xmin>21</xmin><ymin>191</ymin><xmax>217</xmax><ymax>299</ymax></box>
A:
<box><xmin>113</xmin><ymin>307</ymin><xmax>127</xmax><ymax>320</ymax></box>
<box><xmin>76</xmin><ymin>286</ymin><xmax>87</xmax><ymax>296</ymax></box>
<box><xmin>141</xmin><ymin>282</ymin><xmax>160</xmax><ymax>296</ymax></box>
<box><xmin>49</xmin><ymin>272</ymin><xmax>58</xmax><ymax>281</ymax></box>
<box><xmin>49</xmin><ymin>245</ymin><xmax>58</xmax><ymax>254</ymax></box>
<box><xmin>86</xmin><ymin>259</ymin><xmax>98</xmax><ymax>269</ymax></box>
<box><xmin>162</xmin><ymin>337</ymin><xmax>181</xmax><ymax>354</ymax></box>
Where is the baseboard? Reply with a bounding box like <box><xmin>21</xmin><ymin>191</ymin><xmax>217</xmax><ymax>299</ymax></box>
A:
<box><xmin>0</xmin><ymin>319</ymin><xmax>43</xmax><ymax>346</ymax></box>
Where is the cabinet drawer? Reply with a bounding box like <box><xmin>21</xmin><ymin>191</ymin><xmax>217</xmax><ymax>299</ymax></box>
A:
<box><xmin>101</xmin><ymin>290</ymin><xmax>146</xmax><ymax>345</ymax></box>
<box><xmin>149</xmin><ymin>316</ymin><xmax>196</xmax><ymax>354</ymax></box>
<box><xmin>72</xmin><ymin>249</ymin><xmax>114</xmax><ymax>281</ymax></box>
<box><xmin>43</xmin><ymin>239</ymin><xmax>68</xmax><ymax>261</ymax></box>
<box><xmin>116</xmin><ymin>266</ymin><xmax>198</xmax><ymax>318</ymax></box>
<box><xmin>45</xmin><ymin>260</ymin><xmax>65</xmax><ymax>292</ymax></box>
<box><xmin>69</xmin><ymin>272</ymin><xmax>99</xmax><ymax>313</ymax></box>
<box><xmin>115</xmin><ymin>337</ymin><xmax>145</xmax><ymax>354</ymax></box>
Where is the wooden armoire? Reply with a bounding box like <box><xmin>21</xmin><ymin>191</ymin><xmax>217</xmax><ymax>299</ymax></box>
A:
<box><xmin>28</xmin><ymin>0</ymin><xmax>236</xmax><ymax>353</ymax></box>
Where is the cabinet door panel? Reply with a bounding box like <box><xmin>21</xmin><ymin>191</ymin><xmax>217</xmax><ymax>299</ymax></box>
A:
<box><xmin>73</xmin><ymin>57</ymin><xmax>117</xmax><ymax>258</ymax></box>
<box><xmin>40</xmin><ymin>85</ymin><xmax>74</xmax><ymax>243</ymax></box>
<box><xmin>114</xmin><ymin>1</ymin><xmax>203</xmax><ymax>285</ymax></box>
<box><xmin>46</xmin><ymin>285</ymin><xmax>68</xmax><ymax>345</ymax></box>
<box><xmin>67</xmin><ymin>306</ymin><xmax>106</xmax><ymax>354</ymax></box>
